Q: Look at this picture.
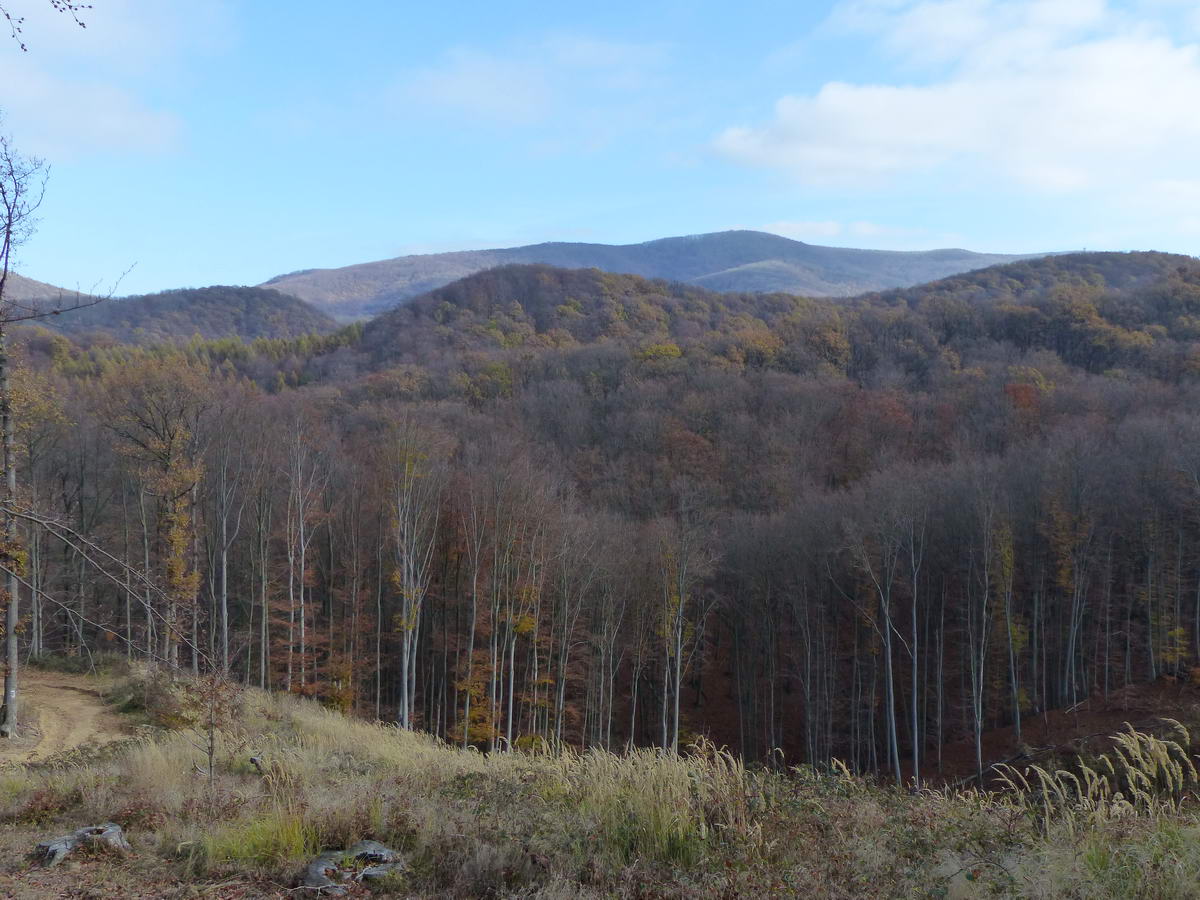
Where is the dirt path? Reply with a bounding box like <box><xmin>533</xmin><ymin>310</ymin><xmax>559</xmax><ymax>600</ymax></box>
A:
<box><xmin>0</xmin><ymin>669</ymin><xmax>127</xmax><ymax>765</ymax></box>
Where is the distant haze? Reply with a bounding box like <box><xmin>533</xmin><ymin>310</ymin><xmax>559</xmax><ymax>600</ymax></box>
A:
<box><xmin>262</xmin><ymin>230</ymin><xmax>1047</xmax><ymax>320</ymax></box>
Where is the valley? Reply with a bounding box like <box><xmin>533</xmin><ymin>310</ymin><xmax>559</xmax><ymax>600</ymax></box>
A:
<box><xmin>5</xmin><ymin>241</ymin><xmax>1200</xmax><ymax>898</ymax></box>
<box><xmin>5</xmin><ymin>0</ymin><xmax>1200</xmax><ymax>894</ymax></box>
<box><xmin>8</xmin><ymin>249</ymin><xmax>1200</xmax><ymax>771</ymax></box>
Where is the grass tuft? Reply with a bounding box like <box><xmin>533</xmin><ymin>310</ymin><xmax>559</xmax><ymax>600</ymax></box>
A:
<box><xmin>201</xmin><ymin>812</ymin><xmax>319</xmax><ymax>871</ymax></box>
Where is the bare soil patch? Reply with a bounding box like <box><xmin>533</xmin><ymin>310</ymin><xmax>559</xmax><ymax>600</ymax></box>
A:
<box><xmin>0</xmin><ymin>669</ymin><xmax>128</xmax><ymax>765</ymax></box>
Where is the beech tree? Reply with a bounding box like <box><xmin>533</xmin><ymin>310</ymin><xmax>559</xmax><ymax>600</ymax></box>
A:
<box><xmin>100</xmin><ymin>358</ymin><xmax>209</xmax><ymax>667</ymax></box>
<box><xmin>386</xmin><ymin>416</ymin><xmax>447</xmax><ymax>729</ymax></box>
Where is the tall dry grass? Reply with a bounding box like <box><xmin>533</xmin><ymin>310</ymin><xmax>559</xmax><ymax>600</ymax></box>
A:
<box><xmin>8</xmin><ymin>666</ymin><xmax>1200</xmax><ymax>897</ymax></box>
<box><xmin>995</xmin><ymin>719</ymin><xmax>1199</xmax><ymax>835</ymax></box>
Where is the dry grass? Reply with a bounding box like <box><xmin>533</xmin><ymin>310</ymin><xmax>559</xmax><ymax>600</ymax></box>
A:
<box><xmin>995</xmin><ymin>719</ymin><xmax>1199</xmax><ymax>834</ymax></box>
<box><xmin>5</xmin><ymin>666</ymin><xmax>1200</xmax><ymax>897</ymax></box>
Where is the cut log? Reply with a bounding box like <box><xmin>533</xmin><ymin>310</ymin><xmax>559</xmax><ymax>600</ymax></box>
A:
<box><xmin>33</xmin><ymin>823</ymin><xmax>131</xmax><ymax>867</ymax></box>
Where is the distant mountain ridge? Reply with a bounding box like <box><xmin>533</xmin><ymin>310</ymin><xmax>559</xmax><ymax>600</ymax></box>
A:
<box><xmin>263</xmin><ymin>230</ymin><xmax>1047</xmax><ymax>319</ymax></box>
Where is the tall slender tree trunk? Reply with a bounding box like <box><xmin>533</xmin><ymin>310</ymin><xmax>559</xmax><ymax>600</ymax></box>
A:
<box><xmin>121</xmin><ymin>488</ymin><xmax>132</xmax><ymax>659</ymax></box>
<box><xmin>374</xmin><ymin>531</ymin><xmax>383</xmax><ymax>720</ymax></box>
<box><xmin>219</xmin><ymin>516</ymin><xmax>229</xmax><ymax>673</ymax></box>
<box><xmin>1</xmin><ymin>328</ymin><xmax>18</xmax><ymax>737</ymax></box>
<box><xmin>258</xmin><ymin>499</ymin><xmax>270</xmax><ymax>689</ymax></box>
<box><xmin>462</xmin><ymin>565</ymin><xmax>479</xmax><ymax>749</ymax></box>
<box><xmin>140</xmin><ymin>492</ymin><xmax>154</xmax><ymax>658</ymax></box>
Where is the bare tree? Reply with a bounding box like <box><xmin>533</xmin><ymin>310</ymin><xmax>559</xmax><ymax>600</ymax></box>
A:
<box><xmin>0</xmin><ymin>131</ymin><xmax>43</xmax><ymax>736</ymax></box>
<box><xmin>655</xmin><ymin>491</ymin><xmax>716</xmax><ymax>755</ymax></box>
<box><xmin>387</xmin><ymin>416</ymin><xmax>448</xmax><ymax>730</ymax></box>
<box><xmin>0</xmin><ymin>128</ymin><xmax>102</xmax><ymax>736</ymax></box>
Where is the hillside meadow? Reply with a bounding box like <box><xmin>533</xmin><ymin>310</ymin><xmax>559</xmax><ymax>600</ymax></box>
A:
<box><xmin>1</xmin><ymin>661</ymin><xmax>1200</xmax><ymax>897</ymax></box>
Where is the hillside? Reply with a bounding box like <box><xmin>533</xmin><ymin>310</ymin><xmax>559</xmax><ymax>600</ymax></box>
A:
<box><xmin>3</xmin><ymin>662</ymin><xmax>1200</xmax><ymax>898</ymax></box>
<box><xmin>359</xmin><ymin>263</ymin><xmax>805</xmax><ymax>362</ymax></box>
<box><xmin>872</xmin><ymin>249</ymin><xmax>1200</xmax><ymax>309</ymax></box>
<box><xmin>44</xmin><ymin>285</ymin><xmax>338</xmax><ymax>344</ymax></box>
<box><xmin>359</xmin><ymin>251</ymin><xmax>1200</xmax><ymax>375</ymax></box>
<box><xmin>263</xmin><ymin>230</ymin><xmax>1043</xmax><ymax>319</ymax></box>
<box><xmin>19</xmin><ymin>248</ymin><xmax>1200</xmax><ymax>831</ymax></box>
<box><xmin>1</xmin><ymin>272</ymin><xmax>79</xmax><ymax>304</ymax></box>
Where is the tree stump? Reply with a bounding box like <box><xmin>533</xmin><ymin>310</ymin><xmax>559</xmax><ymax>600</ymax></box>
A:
<box><xmin>303</xmin><ymin>850</ymin><xmax>348</xmax><ymax>894</ymax></box>
<box><xmin>345</xmin><ymin>840</ymin><xmax>400</xmax><ymax>864</ymax></box>
<box><xmin>302</xmin><ymin>840</ymin><xmax>406</xmax><ymax>893</ymax></box>
<box><xmin>33</xmin><ymin>823</ymin><xmax>131</xmax><ymax>866</ymax></box>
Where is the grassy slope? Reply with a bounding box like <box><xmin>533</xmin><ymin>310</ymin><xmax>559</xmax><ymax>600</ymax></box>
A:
<box><xmin>1</xmin><ymin>665</ymin><xmax>1200</xmax><ymax>898</ymax></box>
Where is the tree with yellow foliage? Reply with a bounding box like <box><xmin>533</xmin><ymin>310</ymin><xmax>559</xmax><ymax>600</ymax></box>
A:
<box><xmin>100</xmin><ymin>357</ymin><xmax>210</xmax><ymax>667</ymax></box>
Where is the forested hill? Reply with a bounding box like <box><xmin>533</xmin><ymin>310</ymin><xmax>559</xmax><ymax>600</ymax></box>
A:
<box><xmin>42</xmin><ymin>285</ymin><xmax>338</xmax><ymax>344</ymax></box>
<box><xmin>19</xmin><ymin>247</ymin><xmax>1200</xmax><ymax>780</ymax></box>
<box><xmin>360</xmin><ymin>263</ymin><xmax>807</xmax><ymax>361</ymax></box>
<box><xmin>360</xmin><ymin>252</ymin><xmax>1200</xmax><ymax>379</ymax></box>
<box><xmin>873</xmin><ymin>249</ymin><xmax>1199</xmax><ymax>310</ymax></box>
<box><xmin>864</xmin><ymin>249</ymin><xmax>1200</xmax><ymax>371</ymax></box>
<box><xmin>263</xmin><ymin>229</ymin><xmax>1040</xmax><ymax>318</ymax></box>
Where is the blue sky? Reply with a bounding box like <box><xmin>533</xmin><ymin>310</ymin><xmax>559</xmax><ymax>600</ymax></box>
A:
<box><xmin>2</xmin><ymin>0</ymin><xmax>1199</xmax><ymax>295</ymax></box>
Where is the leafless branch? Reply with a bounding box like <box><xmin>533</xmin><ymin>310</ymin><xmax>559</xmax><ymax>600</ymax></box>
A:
<box><xmin>1</xmin><ymin>1</ymin><xmax>89</xmax><ymax>52</ymax></box>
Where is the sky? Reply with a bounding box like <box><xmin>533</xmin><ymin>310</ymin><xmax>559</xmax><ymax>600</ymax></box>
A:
<box><xmin>2</xmin><ymin>0</ymin><xmax>1199</xmax><ymax>295</ymax></box>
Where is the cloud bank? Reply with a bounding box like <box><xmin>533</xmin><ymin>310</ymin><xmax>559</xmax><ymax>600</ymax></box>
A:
<box><xmin>716</xmin><ymin>0</ymin><xmax>1200</xmax><ymax>198</ymax></box>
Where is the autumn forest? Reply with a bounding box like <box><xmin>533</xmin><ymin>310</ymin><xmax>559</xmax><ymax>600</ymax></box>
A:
<box><xmin>10</xmin><ymin>251</ymin><xmax>1200</xmax><ymax>785</ymax></box>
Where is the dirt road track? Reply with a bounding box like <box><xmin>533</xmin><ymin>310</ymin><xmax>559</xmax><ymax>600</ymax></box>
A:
<box><xmin>0</xmin><ymin>669</ymin><xmax>126</xmax><ymax>764</ymax></box>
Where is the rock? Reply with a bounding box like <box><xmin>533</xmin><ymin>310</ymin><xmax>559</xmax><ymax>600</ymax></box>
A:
<box><xmin>33</xmin><ymin>823</ymin><xmax>132</xmax><ymax>867</ymax></box>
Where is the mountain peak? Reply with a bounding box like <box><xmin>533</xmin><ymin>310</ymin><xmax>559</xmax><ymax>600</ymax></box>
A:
<box><xmin>262</xmin><ymin>231</ymin><xmax>1047</xmax><ymax>320</ymax></box>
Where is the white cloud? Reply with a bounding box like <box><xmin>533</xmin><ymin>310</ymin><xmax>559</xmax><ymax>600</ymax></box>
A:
<box><xmin>0</xmin><ymin>63</ymin><xmax>177</xmax><ymax>157</ymax></box>
<box><xmin>406</xmin><ymin>48</ymin><xmax>552</xmax><ymax>124</ymax></box>
<box><xmin>1119</xmin><ymin>178</ymin><xmax>1200</xmax><ymax>237</ymax></box>
<box><xmin>754</xmin><ymin>219</ymin><xmax>951</xmax><ymax>248</ymax></box>
<box><xmin>6</xmin><ymin>0</ymin><xmax>232</xmax><ymax>66</ymax></box>
<box><xmin>0</xmin><ymin>57</ymin><xmax>180</xmax><ymax>156</ymax></box>
<box><xmin>716</xmin><ymin>1</ymin><xmax>1200</xmax><ymax>197</ymax></box>
<box><xmin>760</xmin><ymin>220</ymin><xmax>844</xmax><ymax>239</ymax></box>
<box><xmin>0</xmin><ymin>1</ymin><xmax>230</xmax><ymax>157</ymax></box>
<box><xmin>542</xmin><ymin>35</ymin><xmax>666</xmax><ymax>69</ymax></box>
<box><xmin>400</xmin><ymin>35</ymin><xmax>668</xmax><ymax>128</ymax></box>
